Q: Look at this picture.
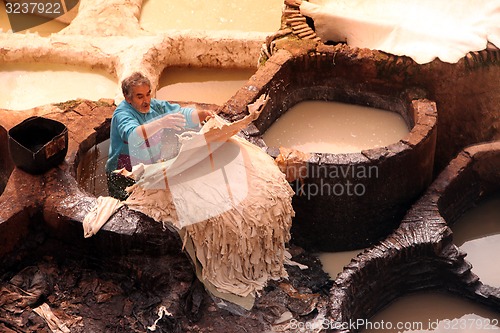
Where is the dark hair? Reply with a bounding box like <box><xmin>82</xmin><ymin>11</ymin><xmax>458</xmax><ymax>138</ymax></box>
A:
<box><xmin>121</xmin><ymin>72</ymin><xmax>151</xmax><ymax>99</ymax></box>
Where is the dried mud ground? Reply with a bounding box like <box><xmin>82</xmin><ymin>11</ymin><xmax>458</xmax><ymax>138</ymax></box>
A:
<box><xmin>0</xmin><ymin>219</ymin><xmax>332</xmax><ymax>333</ymax></box>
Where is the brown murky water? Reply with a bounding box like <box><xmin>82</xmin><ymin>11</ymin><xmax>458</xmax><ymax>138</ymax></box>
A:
<box><xmin>157</xmin><ymin>67</ymin><xmax>255</xmax><ymax>105</ymax></box>
<box><xmin>451</xmin><ymin>193</ymin><xmax>500</xmax><ymax>288</ymax></box>
<box><xmin>360</xmin><ymin>197</ymin><xmax>500</xmax><ymax>330</ymax></box>
<box><xmin>316</xmin><ymin>249</ymin><xmax>365</xmax><ymax>281</ymax></box>
<box><xmin>362</xmin><ymin>292</ymin><xmax>500</xmax><ymax>333</ymax></box>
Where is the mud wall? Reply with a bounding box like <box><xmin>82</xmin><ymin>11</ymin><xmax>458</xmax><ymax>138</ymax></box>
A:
<box><xmin>327</xmin><ymin>142</ymin><xmax>500</xmax><ymax>332</ymax></box>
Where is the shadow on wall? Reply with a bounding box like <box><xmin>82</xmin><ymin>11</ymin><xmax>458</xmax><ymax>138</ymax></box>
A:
<box><xmin>0</xmin><ymin>126</ymin><xmax>14</xmax><ymax>196</ymax></box>
<box><xmin>76</xmin><ymin>139</ymin><xmax>110</xmax><ymax>197</ymax></box>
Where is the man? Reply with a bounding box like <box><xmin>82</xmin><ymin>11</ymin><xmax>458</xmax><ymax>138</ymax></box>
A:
<box><xmin>105</xmin><ymin>72</ymin><xmax>213</xmax><ymax>200</ymax></box>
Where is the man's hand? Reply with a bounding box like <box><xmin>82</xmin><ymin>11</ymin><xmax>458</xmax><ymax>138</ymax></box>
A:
<box><xmin>285</xmin><ymin>0</ymin><xmax>302</xmax><ymax>7</ymax></box>
<box><xmin>196</xmin><ymin>110</ymin><xmax>216</xmax><ymax>124</ymax></box>
<box><xmin>161</xmin><ymin>113</ymin><xmax>186</xmax><ymax>131</ymax></box>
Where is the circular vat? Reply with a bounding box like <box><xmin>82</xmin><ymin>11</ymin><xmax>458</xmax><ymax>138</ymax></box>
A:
<box><xmin>438</xmin><ymin>141</ymin><xmax>500</xmax><ymax>289</ymax></box>
<box><xmin>0</xmin><ymin>0</ymin><xmax>79</xmax><ymax>36</ymax></box>
<box><xmin>261</xmin><ymin>100</ymin><xmax>410</xmax><ymax>155</ymax></box>
<box><xmin>243</xmin><ymin>51</ymin><xmax>437</xmax><ymax>251</ymax></box>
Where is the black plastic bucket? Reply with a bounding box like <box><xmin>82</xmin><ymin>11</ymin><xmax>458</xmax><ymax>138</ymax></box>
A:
<box><xmin>8</xmin><ymin>116</ymin><xmax>68</xmax><ymax>174</ymax></box>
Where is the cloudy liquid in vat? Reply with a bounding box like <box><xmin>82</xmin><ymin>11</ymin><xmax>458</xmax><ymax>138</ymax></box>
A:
<box><xmin>317</xmin><ymin>249</ymin><xmax>365</xmax><ymax>281</ymax></box>
<box><xmin>362</xmin><ymin>292</ymin><xmax>500</xmax><ymax>333</ymax></box>
<box><xmin>262</xmin><ymin>101</ymin><xmax>409</xmax><ymax>154</ymax></box>
<box><xmin>139</xmin><ymin>0</ymin><xmax>283</xmax><ymax>32</ymax></box>
<box><xmin>157</xmin><ymin>67</ymin><xmax>255</xmax><ymax>105</ymax></box>
<box><xmin>0</xmin><ymin>62</ymin><xmax>117</xmax><ymax>110</ymax></box>
<box><xmin>451</xmin><ymin>193</ymin><xmax>500</xmax><ymax>287</ymax></box>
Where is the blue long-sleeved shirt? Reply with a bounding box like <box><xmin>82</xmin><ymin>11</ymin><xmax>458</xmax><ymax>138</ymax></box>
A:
<box><xmin>105</xmin><ymin>98</ymin><xmax>196</xmax><ymax>173</ymax></box>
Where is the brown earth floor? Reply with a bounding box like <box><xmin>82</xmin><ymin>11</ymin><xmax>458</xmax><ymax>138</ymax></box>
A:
<box><xmin>0</xmin><ymin>223</ymin><xmax>331</xmax><ymax>333</ymax></box>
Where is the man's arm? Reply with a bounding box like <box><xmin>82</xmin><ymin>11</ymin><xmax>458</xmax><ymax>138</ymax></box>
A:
<box><xmin>134</xmin><ymin>113</ymin><xmax>186</xmax><ymax>140</ymax></box>
<box><xmin>191</xmin><ymin>109</ymin><xmax>215</xmax><ymax>124</ymax></box>
<box><xmin>153</xmin><ymin>99</ymin><xmax>214</xmax><ymax>127</ymax></box>
<box><xmin>131</xmin><ymin>99</ymin><xmax>215</xmax><ymax>141</ymax></box>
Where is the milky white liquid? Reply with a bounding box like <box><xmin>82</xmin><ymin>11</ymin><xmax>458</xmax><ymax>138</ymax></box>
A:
<box><xmin>263</xmin><ymin>101</ymin><xmax>410</xmax><ymax>153</ymax></box>
<box><xmin>451</xmin><ymin>194</ymin><xmax>500</xmax><ymax>287</ymax></box>
<box><xmin>139</xmin><ymin>0</ymin><xmax>283</xmax><ymax>32</ymax></box>
<box><xmin>363</xmin><ymin>292</ymin><xmax>500</xmax><ymax>333</ymax></box>
<box><xmin>0</xmin><ymin>62</ymin><xmax>117</xmax><ymax>110</ymax></box>
<box><xmin>156</xmin><ymin>67</ymin><xmax>255</xmax><ymax>105</ymax></box>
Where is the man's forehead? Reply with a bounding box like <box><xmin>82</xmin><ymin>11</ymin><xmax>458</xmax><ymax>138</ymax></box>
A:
<box><xmin>132</xmin><ymin>84</ymin><xmax>151</xmax><ymax>95</ymax></box>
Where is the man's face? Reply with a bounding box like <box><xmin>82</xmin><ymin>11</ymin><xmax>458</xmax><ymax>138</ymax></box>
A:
<box><xmin>125</xmin><ymin>83</ymin><xmax>151</xmax><ymax>113</ymax></box>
